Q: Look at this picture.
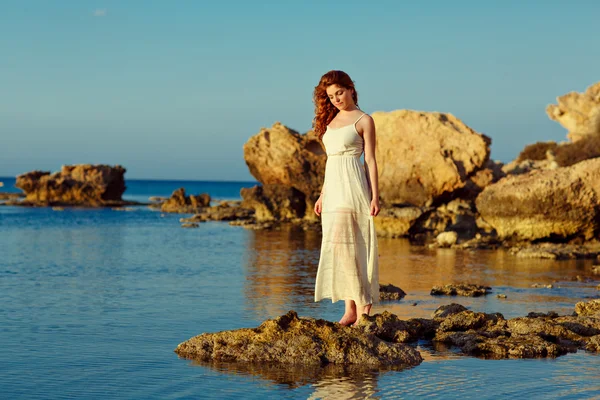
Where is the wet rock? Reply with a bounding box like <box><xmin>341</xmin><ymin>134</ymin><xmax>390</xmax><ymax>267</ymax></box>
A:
<box><xmin>436</xmin><ymin>231</ymin><xmax>458</xmax><ymax>247</ymax></box>
<box><xmin>161</xmin><ymin>188</ymin><xmax>211</xmax><ymax>213</ymax></box>
<box><xmin>175</xmin><ymin>311</ymin><xmax>423</xmax><ymax>367</ymax></box>
<box><xmin>149</xmin><ymin>196</ymin><xmax>168</xmax><ymax>202</ymax></box>
<box><xmin>14</xmin><ymin>164</ymin><xmax>132</xmax><ymax>207</ymax></box>
<box><xmin>181</xmin><ymin>203</ymin><xmax>254</xmax><ymax>223</ymax></box>
<box><xmin>531</xmin><ymin>283</ymin><xmax>553</xmax><ymax>289</ymax></box>
<box><xmin>430</xmin><ymin>283</ymin><xmax>492</xmax><ymax>297</ymax></box>
<box><xmin>431</xmin><ymin>303</ymin><xmax>468</xmax><ymax>319</ymax></box>
<box><xmin>379</xmin><ymin>284</ymin><xmax>407</xmax><ymax>301</ymax></box>
<box><xmin>373</xmin><ymin>110</ymin><xmax>490</xmax><ymax>207</ymax></box>
<box><xmin>586</xmin><ymin>335</ymin><xmax>600</xmax><ymax>352</ymax></box>
<box><xmin>527</xmin><ymin>311</ymin><xmax>559</xmax><ymax>319</ymax></box>
<box><xmin>497</xmin><ymin>294</ymin><xmax>507</xmax><ymax>299</ymax></box>
<box><xmin>575</xmin><ymin>299</ymin><xmax>600</xmax><ymax>317</ymax></box>
<box><xmin>0</xmin><ymin>192</ymin><xmax>25</xmax><ymax>201</ymax></box>
<box><xmin>507</xmin><ymin>317</ymin><xmax>582</xmax><ymax>344</ymax></box>
<box><xmin>355</xmin><ymin>312</ymin><xmax>438</xmax><ymax>343</ymax></box>
<box><xmin>476</xmin><ymin>158</ymin><xmax>600</xmax><ymax>241</ymax></box>
<box><xmin>509</xmin><ymin>243</ymin><xmax>600</xmax><ymax>260</ymax></box>
<box><xmin>438</xmin><ymin>311</ymin><xmax>506</xmax><ymax>333</ymax></box>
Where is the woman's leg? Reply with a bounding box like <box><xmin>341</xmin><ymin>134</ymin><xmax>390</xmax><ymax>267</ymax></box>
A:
<box><xmin>339</xmin><ymin>300</ymin><xmax>357</xmax><ymax>325</ymax></box>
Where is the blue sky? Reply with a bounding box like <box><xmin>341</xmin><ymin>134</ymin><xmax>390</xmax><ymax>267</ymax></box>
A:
<box><xmin>1</xmin><ymin>0</ymin><xmax>599</xmax><ymax>181</ymax></box>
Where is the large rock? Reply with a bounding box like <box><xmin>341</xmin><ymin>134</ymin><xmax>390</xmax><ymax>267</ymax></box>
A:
<box><xmin>174</xmin><ymin>311</ymin><xmax>423</xmax><ymax>367</ymax></box>
<box><xmin>15</xmin><ymin>164</ymin><xmax>127</xmax><ymax>206</ymax></box>
<box><xmin>476</xmin><ymin>158</ymin><xmax>600</xmax><ymax>240</ymax></box>
<box><xmin>546</xmin><ymin>82</ymin><xmax>600</xmax><ymax>143</ymax></box>
<box><xmin>240</xmin><ymin>184</ymin><xmax>306</xmax><ymax>222</ymax></box>
<box><xmin>243</xmin><ymin>123</ymin><xmax>326</xmax><ymax>202</ymax></box>
<box><xmin>372</xmin><ymin>110</ymin><xmax>491</xmax><ymax>207</ymax></box>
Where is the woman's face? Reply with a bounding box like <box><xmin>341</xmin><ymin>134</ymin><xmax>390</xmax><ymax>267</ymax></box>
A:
<box><xmin>326</xmin><ymin>84</ymin><xmax>354</xmax><ymax>111</ymax></box>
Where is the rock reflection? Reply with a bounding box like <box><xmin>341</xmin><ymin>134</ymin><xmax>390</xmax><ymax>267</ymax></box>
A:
<box><xmin>192</xmin><ymin>360</ymin><xmax>414</xmax><ymax>398</ymax></box>
<box><xmin>244</xmin><ymin>225</ymin><xmax>322</xmax><ymax>316</ymax></box>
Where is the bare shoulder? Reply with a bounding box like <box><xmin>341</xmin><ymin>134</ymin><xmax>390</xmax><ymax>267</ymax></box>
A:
<box><xmin>356</xmin><ymin>113</ymin><xmax>375</xmax><ymax>136</ymax></box>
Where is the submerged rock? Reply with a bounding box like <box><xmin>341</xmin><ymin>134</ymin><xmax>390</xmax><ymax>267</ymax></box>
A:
<box><xmin>430</xmin><ymin>283</ymin><xmax>492</xmax><ymax>297</ymax></box>
<box><xmin>175</xmin><ymin>311</ymin><xmax>423</xmax><ymax>367</ymax></box>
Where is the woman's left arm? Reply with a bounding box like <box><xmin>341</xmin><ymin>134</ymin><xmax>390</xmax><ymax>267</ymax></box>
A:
<box><xmin>361</xmin><ymin>115</ymin><xmax>380</xmax><ymax>217</ymax></box>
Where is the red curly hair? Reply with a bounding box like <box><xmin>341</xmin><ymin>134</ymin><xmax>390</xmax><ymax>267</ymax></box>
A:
<box><xmin>312</xmin><ymin>70</ymin><xmax>359</xmax><ymax>140</ymax></box>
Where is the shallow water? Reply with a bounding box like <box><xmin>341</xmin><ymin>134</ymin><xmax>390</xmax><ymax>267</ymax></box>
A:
<box><xmin>1</xmin><ymin>183</ymin><xmax>600</xmax><ymax>399</ymax></box>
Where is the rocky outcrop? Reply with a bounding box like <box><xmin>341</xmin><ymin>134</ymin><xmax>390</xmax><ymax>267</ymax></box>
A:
<box><xmin>476</xmin><ymin>158</ymin><xmax>600</xmax><ymax>241</ymax></box>
<box><xmin>240</xmin><ymin>184</ymin><xmax>306</xmax><ymax>222</ymax></box>
<box><xmin>14</xmin><ymin>164</ymin><xmax>131</xmax><ymax>207</ymax></box>
<box><xmin>546</xmin><ymin>82</ymin><xmax>600</xmax><ymax>143</ymax></box>
<box><xmin>243</xmin><ymin>123</ymin><xmax>326</xmax><ymax>209</ymax></box>
<box><xmin>160</xmin><ymin>188</ymin><xmax>211</xmax><ymax>213</ymax></box>
<box><xmin>373</xmin><ymin>110</ymin><xmax>491</xmax><ymax>207</ymax></box>
<box><xmin>356</xmin><ymin>300</ymin><xmax>600</xmax><ymax>359</ymax></box>
<box><xmin>430</xmin><ymin>283</ymin><xmax>492</xmax><ymax>297</ymax></box>
<box><xmin>175</xmin><ymin>311</ymin><xmax>423</xmax><ymax>367</ymax></box>
<box><xmin>180</xmin><ymin>202</ymin><xmax>254</xmax><ymax>223</ymax></box>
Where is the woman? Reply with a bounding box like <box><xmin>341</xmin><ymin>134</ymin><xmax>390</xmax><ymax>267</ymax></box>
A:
<box><xmin>312</xmin><ymin>70</ymin><xmax>380</xmax><ymax>326</ymax></box>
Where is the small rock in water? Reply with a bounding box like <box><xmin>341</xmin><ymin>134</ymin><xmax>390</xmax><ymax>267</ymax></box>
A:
<box><xmin>432</xmin><ymin>303</ymin><xmax>468</xmax><ymax>318</ymax></box>
<box><xmin>531</xmin><ymin>283</ymin><xmax>553</xmax><ymax>289</ymax></box>
<box><xmin>497</xmin><ymin>294</ymin><xmax>507</xmax><ymax>299</ymax></box>
<box><xmin>430</xmin><ymin>283</ymin><xmax>492</xmax><ymax>297</ymax></box>
<box><xmin>379</xmin><ymin>284</ymin><xmax>407</xmax><ymax>301</ymax></box>
<box><xmin>181</xmin><ymin>222</ymin><xmax>199</xmax><ymax>228</ymax></box>
<box><xmin>436</xmin><ymin>231</ymin><xmax>458</xmax><ymax>248</ymax></box>
<box><xmin>52</xmin><ymin>207</ymin><xmax>64</xmax><ymax>211</ymax></box>
<box><xmin>412</xmin><ymin>302</ymin><xmax>418</xmax><ymax>306</ymax></box>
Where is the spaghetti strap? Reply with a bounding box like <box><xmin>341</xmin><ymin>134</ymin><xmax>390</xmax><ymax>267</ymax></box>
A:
<box><xmin>353</xmin><ymin>113</ymin><xmax>367</xmax><ymax>126</ymax></box>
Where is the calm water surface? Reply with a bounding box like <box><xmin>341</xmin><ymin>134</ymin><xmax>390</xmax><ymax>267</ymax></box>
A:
<box><xmin>1</xmin><ymin>179</ymin><xmax>599</xmax><ymax>399</ymax></box>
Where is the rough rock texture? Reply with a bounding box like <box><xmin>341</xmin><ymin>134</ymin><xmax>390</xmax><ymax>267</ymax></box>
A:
<box><xmin>546</xmin><ymin>82</ymin><xmax>600</xmax><ymax>143</ymax></box>
<box><xmin>240</xmin><ymin>184</ymin><xmax>306</xmax><ymax>222</ymax></box>
<box><xmin>431</xmin><ymin>303</ymin><xmax>468</xmax><ymax>319</ymax></box>
<box><xmin>174</xmin><ymin>311</ymin><xmax>423</xmax><ymax>367</ymax></box>
<box><xmin>374</xmin><ymin>206</ymin><xmax>424</xmax><ymax>238</ymax></box>
<box><xmin>180</xmin><ymin>202</ymin><xmax>254</xmax><ymax>223</ymax></box>
<box><xmin>356</xmin><ymin>311</ymin><xmax>439</xmax><ymax>343</ymax></box>
<box><xmin>430</xmin><ymin>284</ymin><xmax>492</xmax><ymax>297</ymax></box>
<box><xmin>15</xmin><ymin>164</ymin><xmax>128</xmax><ymax>207</ymax></box>
<box><xmin>508</xmin><ymin>242</ymin><xmax>600</xmax><ymax>260</ymax></box>
<box><xmin>160</xmin><ymin>188</ymin><xmax>211</xmax><ymax>213</ymax></box>
<box><xmin>372</xmin><ymin>110</ymin><xmax>491</xmax><ymax>207</ymax></box>
<box><xmin>379</xmin><ymin>284</ymin><xmax>407</xmax><ymax>301</ymax></box>
<box><xmin>476</xmin><ymin>158</ymin><xmax>600</xmax><ymax>241</ymax></box>
<box><xmin>243</xmin><ymin>123</ymin><xmax>326</xmax><ymax>204</ymax></box>
<box><xmin>575</xmin><ymin>299</ymin><xmax>600</xmax><ymax>317</ymax></box>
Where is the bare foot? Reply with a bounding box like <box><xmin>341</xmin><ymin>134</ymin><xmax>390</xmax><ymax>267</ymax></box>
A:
<box><xmin>352</xmin><ymin>305</ymin><xmax>373</xmax><ymax>326</ymax></box>
<box><xmin>339</xmin><ymin>312</ymin><xmax>357</xmax><ymax>326</ymax></box>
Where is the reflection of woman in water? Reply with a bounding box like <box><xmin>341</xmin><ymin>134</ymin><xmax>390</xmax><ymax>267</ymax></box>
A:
<box><xmin>312</xmin><ymin>70</ymin><xmax>380</xmax><ymax>326</ymax></box>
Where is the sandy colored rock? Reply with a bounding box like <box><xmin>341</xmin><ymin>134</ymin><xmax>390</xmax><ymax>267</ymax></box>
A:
<box><xmin>175</xmin><ymin>311</ymin><xmax>423</xmax><ymax>367</ymax></box>
<box><xmin>243</xmin><ymin>123</ymin><xmax>325</xmax><ymax>200</ymax></box>
<box><xmin>160</xmin><ymin>188</ymin><xmax>210</xmax><ymax>213</ymax></box>
<box><xmin>240</xmin><ymin>184</ymin><xmax>305</xmax><ymax>222</ymax></box>
<box><xmin>575</xmin><ymin>299</ymin><xmax>600</xmax><ymax>317</ymax></box>
<box><xmin>372</xmin><ymin>110</ymin><xmax>490</xmax><ymax>207</ymax></box>
<box><xmin>374</xmin><ymin>206</ymin><xmax>423</xmax><ymax>238</ymax></box>
<box><xmin>546</xmin><ymin>81</ymin><xmax>600</xmax><ymax>143</ymax></box>
<box><xmin>436</xmin><ymin>231</ymin><xmax>458</xmax><ymax>247</ymax></box>
<box><xmin>356</xmin><ymin>311</ymin><xmax>438</xmax><ymax>343</ymax></box>
<box><xmin>509</xmin><ymin>242</ymin><xmax>600</xmax><ymax>260</ymax></box>
<box><xmin>476</xmin><ymin>158</ymin><xmax>600</xmax><ymax>241</ymax></box>
<box><xmin>15</xmin><ymin>164</ymin><xmax>127</xmax><ymax>207</ymax></box>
